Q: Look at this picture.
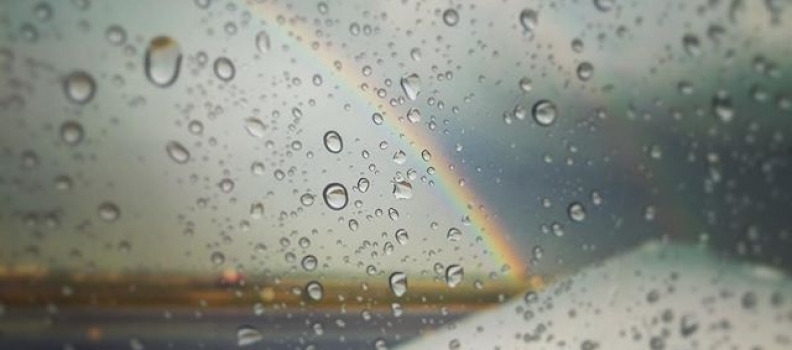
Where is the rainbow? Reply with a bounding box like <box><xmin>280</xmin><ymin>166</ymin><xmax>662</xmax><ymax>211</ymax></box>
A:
<box><xmin>239</xmin><ymin>1</ymin><xmax>529</xmax><ymax>284</ymax></box>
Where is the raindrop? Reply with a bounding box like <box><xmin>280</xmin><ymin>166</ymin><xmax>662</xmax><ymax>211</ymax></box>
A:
<box><xmin>236</xmin><ymin>325</ymin><xmax>263</xmax><ymax>347</ymax></box>
<box><xmin>682</xmin><ymin>34</ymin><xmax>701</xmax><ymax>57</ymax></box>
<box><xmin>144</xmin><ymin>36</ymin><xmax>182</xmax><ymax>87</ymax></box>
<box><xmin>407</xmin><ymin>108</ymin><xmax>422</xmax><ymax>123</ymax></box>
<box><xmin>244</xmin><ymin>118</ymin><xmax>267</xmax><ymax>138</ymax></box>
<box><xmin>568</xmin><ymin>202</ymin><xmax>586</xmax><ymax>222</ymax></box>
<box><xmin>410</xmin><ymin>48</ymin><xmax>422</xmax><ymax>61</ymax></box>
<box><xmin>211</xmin><ymin>251</ymin><xmax>225</xmax><ymax>266</ymax></box>
<box><xmin>302</xmin><ymin>255</ymin><xmax>317</xmax><ymax>271</ymax></box>
<box><xmin>577</xmin><ymin>62</ymin><xmax>594</xmax><ymax>81</ymax></box>
<box><xmin>357</xmin><ymin>178</ymin><xmax>370</xmax><ymax>193</ymax></box>
<box><xmin>255</xmin><ymin>31</ymin><xmax>270</xmax><ymax>53</ymax></box>
<box><xmin>447</xmin><ymin>227</ymin><xmax>462</xmax><ymax>241</ymax></box>
<box><xmin>60</xmin><ymin>121</ymin><xmax>84</xmax><ymax>145</ymax></box>
<box><xmin>712</xmin><ymin>91</ymin><xmax>734</xmax><ymax>123</ymax></box>
<box><xmin>306</xmin><ymin>281</ymin><xmax>323</xmax><ymax>301</ymax></box>
<box><xmin>519</xmin><ymin>9</ymin><xmax>538</xmax><ymax>33</ymax></box>
<box><xmin>392</xmin><ymin>180</ymin><xmax>413</xmax><ymax>200</ymax></box>
<box><xmin>323</xmin><ymin>183</ymin><xmax>348</xmax><ymax>210</ymax></box>
<box><xmin>442</xmin><ymin>9</ymin><xmax>459</xmax><ymax>26</ymax></box>
<box><xmin>532</xmin><ymin>100</ymin><xmax>557</xmax><ymax>126</ymax></box>
<box><xmin>392</xmin><ymin>150</ymin><xmax>407</xmax><ymax>164</ymax></box>
<box><xmin>400</xmin><ymin>73</ymin><xmax>421</xmax><ymax>101</ymax></box>
<box><xmin>519</xmin><ymin>77</ymin><xmax>532</xmax><ymax>92</ymax></box>
<box><xmin>395</xmin><ymin>229</ymin><xmax>409</xmax><ymax>245</ymax></box>
<box><xmin>105</xmin><ymin>25</ymin><xmax>127</xmax><ymax>45</ymax></box>
<box><xmin>389</xmin><ymin>272</ymin><xmax>407</xmax><ymax>297</ymax></box>
<box><xmin>213</xmin><ymin>57</ymin><xmax>235</xmax><ymax>81</ymax></box>
<box><xmin>165</xmin><ymin>141</ymin><xmax>190</xmax><ymax>164</ymax></box>
<box><xmin>593</xmin><ymin>0</ymin><xmax>614</xmax><ymax>12</ymax></box>
<box><xmin>300</xmin><ymin>193</ymin><xmax>315</xmax><ymax>206</ymax></box>
<box><xmin>97</xmin><ymin>202</ymin><xmax>120</xmax><ymax>222</ymax></box>
<box><xmin>323</xmin><ymin>131</ymin><xmax>343</xmax><ymax>153</ymax></box>
<box><xmin>63</xmin><ymin>71</ymin><xmax>96</xmax><ymax>104</ymax></box>
<box><xmin>446</xmin><ymin>265</ymin><xmax>464</xmax><ymax>288</ymax></box>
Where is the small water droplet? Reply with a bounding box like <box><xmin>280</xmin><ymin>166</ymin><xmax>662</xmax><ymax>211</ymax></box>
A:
<box><xmin>323</xmin><ymin>183</ymin><xmax>348</xmax><ymax>210</ymax></box>
<box><xmin>306</xmin><ymin>281</ymin><xmax>323</xmax><ymax>301</ymax></box>
<box><xmin>446</xmin><ymin>265</ymin><xmax>464</xmax><ymax>288</ymax></box>
<box><xmin>519</xmin><ymin>9</ymin><xmax>538</xmax><ymax>33</ymax></box>
<box><xmin>712</xmin><ymin>91</ymin><xmax>734</xmax><ymax>123</ymax></box>
<box><xmin>244</xmin><ymin>117</ymin><xmax>267</xmax><ymax>138</ymax></box>
<box><xmin>395</xmin><ymin>229</ymin><xmax>409</xmax><ymax>245</ymax></box>
<box><xmin>392</xmin><ymin>150</ymin><xmax>407</xmax><ymax>164</ymax></box>
<box><xmin>447</xmin><ymin>227</ymin><xmax>461</xmax><ymax>241</ymax></box>
<box><xmin>144</xmin><ymin>36</ymin><xmax>182</xmax><ymax>87</ymax></box>
<box><xmin>357</xmin><ymin>178</ymin><xmax>370</xmax><ymax>193</ymax></box>
<box><xmin>323</xmin><ymin>131</ymin><xmax>343</xmax><ymax>153</ymax></box>
<box><xmin>410</xmin><ymin>48</ymin><xmax>422</xmax><ymax>61</ymax></box>
<box><xmin>400</xmin><ymin>73</ymin><xmax>421</xmax><ymax>101</ymax></box>
<box><xmin>442</xmin><ymin>9</ymin><xmax>459</xmax><ymax>26</ymax></box>
<box><xmin>97</xmin><ymin>202</ymin><xmax>120</xmax><ymax>222</ymax></box>
<box><xmin>60</xmin><ymin>121</ymin><xmax>84</xmax><ymax>145</ymax></box>
<box><xmin>392</xmin><ymin>180</ymin><xmax>413</xmax><ymax>200</ymax></box>
<box><xmin>682</xmin><ymin>34</ymin><xmax>701</xmax><ymax>57</ymax></box>
<box><xmin>211</xmin><ymin>251</ymin><xmax>225</xmax><ymax>266</ymax></box>
<box><xmin>389</xmin><ymin>272</ymin><xmax>407</xmax><ymax>297</ymax></box>
<box><xmin>532</xmin><ymin>100</ymin><xmax>557</xmax><ymax>126</ymax></box>
<box><xmin>407</xmin><ymin>108</ymin><xmax>422</xmax><ymax>123</ymax></box>
<box><xmin>213</xmin><ymin>57</ymin><xmax>235</xmax><ymax>81</ymax></box>
<box><xmin>255</xmin><ymin>31</ymin><xmax>270</xmax><ymax>53</ymax></box>
<box><xmin>105</xmin><ymin>25</ymin><xmax>127</xmax><ymax>45</ymax></box>
<box><xmin>300</xmin><ymin>193</ymin><xmax>315</xmax><ymax>206</ymax></box>
<box><xmin>568</xmin><ymin>202</ymin><xmax>586</xmax><ymax>222</ymax></box>
<box><xmin>302</xmin><ymin>255</ymin><xmax>317</xmax><ymax>271</ymax></box>
<box><xmin>63</xmin><ymin>71</ymin><xmax>96</xmax><ymax>104</ymax></box>
<box><xmin>577</xmin><ymin>62</ymin><xmax>594</xmax><ymax>81</ymax></box>
<box><xmin>593</xmin><ymin>0</ymin><xmax>614</xmax><ymax>12</ymax></box>
<box><xmin>165</xmin><ymin>141</ymin><xmax>190</xmax><ymax>164</ymax></box>
<box><xmin>236</xmin><ymin>325</ymin><xmax>263</xmax><ymax>347</ymax></box>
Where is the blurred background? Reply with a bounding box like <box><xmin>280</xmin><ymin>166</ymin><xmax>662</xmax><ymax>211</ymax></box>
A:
<box><xmin>0</xmin><ymin>0</ymin><xmax>790</xmax><ymax>349</ymax></box>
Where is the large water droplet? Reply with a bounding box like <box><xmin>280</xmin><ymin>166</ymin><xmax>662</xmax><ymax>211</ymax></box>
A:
<box><xmin>214</xmin><ymin>57</ymin><xmax>235</xmax><ymax>81</ymax></box>
<box><xmin>236</xmin><ymin>325</ymin><xmax>263</xmax><ymax>347</ymax></box>
<box><xmin>306</xmin><ymin>281</ymin><xmax>323</xmax><ymax>301</ymax></box>
<box><xmin>144</xmin><ymin>36</ymin><xmax>182</xmax><ymax>87</ymax></box>
<box><xmin>165</xmin><ymin>141</ymin><xmax>190</xmax><ymax>164</ymax></box>
<box><xmin>323</xmin><ymin>183</ymin><xmax>348</xmax><ymax>210</ymax></box>
<box><xmin>400</xmin><ymin>73</ymin><xmax>421</xmax><ymax>101</ymax></box>
<box><xmin>389</xmin><ymin>272</ymin><xmax>407</xmax><ymax>297</ymax></box>
<box><xmin>446</xmin><ymin>265</ymin><xmax>464</xmax><ymax>288</ymax></box>
<box><xmin>519</xmin><ymin>9</ymin><xmax>538</xmax><ymax>33</ymax></box>
<box><xmin>442</xmin><ymin>9</ymin><xmax>459</xmax><ymax>26</ymax></box>
<box><xmin>323</xmin><ymin>131</ymin><xmax>343</xmax><ymax>153</ymax></box>
<box><xmin>255</xmin><ymin>31</ymin><xmax>270</xmax><ymax>53</ymax></box>
<box><xmin>63</xmin><ymin>71</ymin><xmax>96</xmax><ymax>104</ymax></box>
<box><xmin>532</xmin><ymin>100</ymin><xmax>557</xmax><ymax>126</ymax></box>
